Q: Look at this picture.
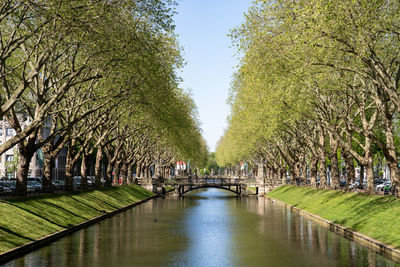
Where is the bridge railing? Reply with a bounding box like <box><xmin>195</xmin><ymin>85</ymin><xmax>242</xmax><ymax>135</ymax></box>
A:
<box><xmin>178</xmin><ymin>177</ymin><xmax>247</xmax><ymax>185</ymax></box>
<box><xmin>156</xmin><ymin>176</ymin><xmax>255</xmax><ymax>185</ymax></box>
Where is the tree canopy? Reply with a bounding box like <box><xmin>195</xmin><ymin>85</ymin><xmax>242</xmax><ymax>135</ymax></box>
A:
<box><xmin>0</xmin><ymin>0</ymin><xmax>207</xmax><ymax>194</ymax></box>
<box><xmin>217</xmin><ymin>0</ymin><xmax>400</xmax><ymax>194</ymax></box>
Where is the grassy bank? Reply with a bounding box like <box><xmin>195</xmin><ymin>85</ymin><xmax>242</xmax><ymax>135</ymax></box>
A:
<box><xmin>268</xmin><ymin>185</ymin><xmax>400</xmax><ymax>249</ymax></box>
<box><xmin>247</xmin><ymin>186</ymin><xmax>257</xmax><ymax>192</ymax></box>
<box><xmin>164</xmin><ymin>186</ymin><xmax>174</xmax><ymax>191</ymax></box>
<box><xmin>0</xmin><ymin>185</ymin><xmax>155</xmax><ymax>253</ymax></box>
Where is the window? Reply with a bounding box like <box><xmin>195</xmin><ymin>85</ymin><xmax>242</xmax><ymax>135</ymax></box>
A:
<box><xmin>0</xmin><ymin>128</ymin><xmax>3</xmax><ymax>136</ymax></box>
<box><xmin>6</xmin><ymin>155</ymin><xmax>13</xmax><ymax>162</ymax></box>
<box><xmin>6</xmin><ymin>128</ymin><xmax>15</xmax><ymax>137</ymax></box>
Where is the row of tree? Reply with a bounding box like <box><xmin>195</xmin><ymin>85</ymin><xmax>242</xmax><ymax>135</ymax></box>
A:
<box><xmin>216</xmin><ymin>0</ymin><xmax>400</xmax><ymax>194</ymax></box>
<box><xmin>0</xmin><ymin>0</ymin><xmax>207</xmax><ymax>195</ymax></box>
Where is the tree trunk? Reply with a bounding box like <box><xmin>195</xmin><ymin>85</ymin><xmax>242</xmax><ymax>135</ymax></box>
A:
<box><xmin>15</xmin><ymin>135</ymin><xmax>36</xmax><ymax>195</ymax></box>
<box><xmin>136</xmin><ymin>164</ymin><xmax>141</xmax><ymax>179</ymax></box>
<box><xmin>382</xmin><ymin>116</ymin><xmax>400</xmax><ymax>197</ymax></box>
<box><xmin>120</xmin><ymin>162</ymin><xmax>128</xmax><ymax>184</ymax></box>
<box><xmin>279</xmin><ymin>167</ymin><xmax>285</xmax><ymax>184</ymax></box>
<box><xmin>330</xmin><ymin>150</ymin><xmax>340</xmax><ymax>189</ymax></box>
<box><xmin>300</xmin><ymin>163</ymin><xmax>307</xmax><ymax>185</ymax></box>
<box><xmin>343</xmin><ymin>152</ymin><xmax>355</xmax><ymax>191</ymax></box>
<box><xmin>65</xmin><ymin>140</ymin><xmax>76</xmax><ymax>191</ymax></box>
<box><xmin>42</xmin><ymin>136</ymin><xmax>67</xmax><ymax>192</ymax></box>
<box><xmin>365</xmin><ymin>156</ymin><xmax>374</xmax><ymax>194</ymax></box>
<box><xmin>15</xmin><ymin>153</ymin><xmax>31</xmax><ymax>196</ymax></box>
<box><xmin>94</xmin><ymin>148</ymin><xmax>103</xmax><ymax>188</ymax></box>
<box><xmin>15</xmin><ymin>149</ymin><xmax>32</xmax><ymax>195</ymax></box>
<box><xmin>113</xmin><ymin>161</ymin><xmax>121</xmax><ymax>184</ymax></box>
<box><xmin>318</xmin><ymin>130</ymin><xmax>327</xmax><ymax>188</ymax></box>
<box><xmin>42</xmin><ymin>155</ymin><xmax>55</xmax><ymax>192</ymax></box>
<box><xmin>310</xmin><ymin>158</ymin><xmax>318</xmax><ymax>188</ymax></box>
<box><xmin>80</xmin><ymin>152</ymin><xmax>88</xmax><ymax>189</ymax></box>
<box><xmin>364</xmin><ymin>138</ymin><xmax>374</xmax><ymax>194</ymax></box>
<box><xmin>42</xmin><ymin>142</ymin><xmax>55</xmax><ymax>192</ymax></box>
<box><xmin>273</xmin><ymin>168</ymin><xmax>279</xmax><ymax>182</ymax></box>
<box><xmin>65</xmin><ymin>158</ymin><xmax>74</xmax><ymax>191</ymax></box>
<box><xmin>168</xmin><ymin>166</ymin><xmax>172</xmax><ymax>179</ymax></box>
<box><xmin>319</xmin><ymin>159</ymin><xmax>327</xmax><ymax>189</ymax></box>
<box><xmin>142</xmin><ymin>165</ymin><xmax>147</xmax><ymax>178</ymax></box>
<box><xmin>327</xmin><ymin>133</ymin><xmax>340</xmax><ymax>189</ymax></box>
<box><xmin>359</xmin><ymin>165</ymin><xmax>365</xmax><ymax>189</ymax></box>
<box><xmin>106</xmin><ymin>161</ymin><xmax>113</xmax><ymax>186</ymax></box>
<box><xmin>293</xmin><ymin>164</ymin><xmax>301</xmax><ymax>186</ymax></box>
<box><xmin>127</xmin><ymin>164</ymin><xmax>133</xmax><ymax>184</ymax></box>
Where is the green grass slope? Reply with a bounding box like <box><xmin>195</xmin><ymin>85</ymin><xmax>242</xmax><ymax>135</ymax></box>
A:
<box><xmin>164</xmin><ymin>186</ymin><xmax>175</xmax><ymax>191</ymax></box>
<box><xmin>268</xmin><ymin>185</ymin><xmax>400</xmax><ymax>249</ymax></box>
<box><xmin>0</xmin><ymin>185</ymin><xmax>155</xmax><ymax>253</ymax></box>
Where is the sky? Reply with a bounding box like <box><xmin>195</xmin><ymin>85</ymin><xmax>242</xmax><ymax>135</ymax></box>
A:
<box><xmin>173</xmin><ymin>0</ymin><xmax>251</xmax><ymax>152</ymax></box>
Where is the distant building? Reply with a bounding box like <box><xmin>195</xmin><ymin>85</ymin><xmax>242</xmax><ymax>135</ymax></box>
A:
<box><xmin>0</xmin><ymin>119</ymin><xmax>66</xmax><ymax>180</ymax></box>
<box><xmin>0</xmin><ymin>119</ymin><xmax>42</xmax><ymax>178</ymax></box>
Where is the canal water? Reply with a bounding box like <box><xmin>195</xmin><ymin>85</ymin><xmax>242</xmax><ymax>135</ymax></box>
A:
<box><xmin>4</xmin><ymin>188</ymin><xmax>399</xmax><ymax>266</ymax></box>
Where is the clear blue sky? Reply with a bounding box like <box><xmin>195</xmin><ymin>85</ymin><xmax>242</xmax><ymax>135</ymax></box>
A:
<box><xmin>174</xmin><ymin>0</ymin><xmax>251</xmax><ymax>152</ymax></box>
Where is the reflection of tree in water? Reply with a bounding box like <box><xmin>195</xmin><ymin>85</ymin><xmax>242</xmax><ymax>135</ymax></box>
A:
<box><xmin>9</xmin><ymin>196</ymin><xmax>399</xmax><ymax>266</ymax></box>
<box><xmin>93</xmin><ymin>224</ymin><xmax>100</xmax><ymax>263</ymax></box>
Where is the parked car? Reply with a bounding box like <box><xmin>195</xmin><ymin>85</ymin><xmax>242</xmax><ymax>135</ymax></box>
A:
<box><xmin>27</xmin><ymin>177</ymin><xmax>42</xmax><ymax>184</ymax></box>
<box><xmin>353</xmin><ymin>178</ymin><xmax>367</xmax><ymax>189</ymax></box>
<box><xmin>86</xmin><ymin>176</ymin><xmax>105</xmax><ymax>186</ymax></box>
<box><xmin>0</xmin><ymin>181</ymin><xmax>13</xmax><ymax>193</ymax></box>
<box><xmin>384</xmin><ymin>184</ymin><xmax>392</xmax><ymax>195</ymax></box>
<box><xmin>339</xmin><ymin>180</ymin><xmax>347</xmax><ymax>187</ymax></box>
<box><xmin>27</xmin><ymin>184</ymin><xmax>35</xmax><ymax>192</ymax></box>
<box><xmin>73</xmin><ymin>176</ymin><xmax>81</xmax><ymax>188</ymax></box>
<box><xmin>52</xmin><ymin>180</ymin><xmax>65</xmax><ymax>190</ymax></box>
<box><xmin>5</xmin><ymin>180</ymin><xmax>16</xmax><ymax>191</ymax></box>
<box><xmin>0</xmin><ymin>180</ymin><xmax>36</xmax><ymax>192</ymax></box>
<box><xmin>376</xmin><ymin>181</ymin><xmax>391</xmax><ymax>191</ymax></box>
<box><xmin>87</xmin><ymin>176</ymin><xmax>95</xmax><ymax>186</ymax></box>
<box><xmin>27</xmin><ymin>181</ymin><xmax>42</xmax><ymax>192</ymax></box>
<box><xmin>374</xmin><ymin>178</ymin><xmax>384</xmax><ymax>185</ymax></box>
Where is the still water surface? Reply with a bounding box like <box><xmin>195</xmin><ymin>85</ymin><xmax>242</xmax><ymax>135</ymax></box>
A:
<box><xmin>4</xmin><ymin>188</ymin><xmax>399</xmax><ymax>266</ymax></box>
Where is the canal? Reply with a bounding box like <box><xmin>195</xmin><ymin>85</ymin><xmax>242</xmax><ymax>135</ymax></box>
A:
<box><xmin>4</xmin><ymin>188</ymin><xmax>399</xmax><ymax>266</ymax></box>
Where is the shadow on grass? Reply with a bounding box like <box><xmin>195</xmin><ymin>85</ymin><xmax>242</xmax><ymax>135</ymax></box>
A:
<box><xmin>67</xmin><ymin>195</ymin><xmax>110</xmax><ymax>214</ymax></box>
<box><xmin>273</xmin><ymin>185</ymin><xmax>400</xmax><ymax>248</ymax></box>
<box><xmin>2</xmin><ymin>185</ymin><xmax>153</xmax><ymax>230</ymax></box>
<box><xmin>328</xmin><ymin>194</ymin><xmax>400</xmax><ymax>233</ymax></box>
<box><xmin>40</xmin><ymin>200</ymin><xmax>89</xmax><ymax>226</ymax></box>
<box><xmin>6</xmin><ymin>185</ymin><xmax>153</xmax><ymax>204</ymax></box>
<box><xmin>103</xmin><ymin>188</ymin><xmax>153</xmax><ymax>202</ymax></box>
<box><xmin>333</xmin><ymin>217</ymin><xmax>349</xmax><ymax>225</ymax></box>
<box><xmin>79</xmin><ymin>194</ymin><xmax>120</xmax><ymax>210</ymax></box>
<box><xmin>0</xmin><ymin>226</ymin><xmax>35</xmax><ymax>242</ymax></box>
<box><xmin>303</xmin><ymin>189</ymin><xmax>320</xmax><ymax>196</ymax></box>
<box><xmin>6</xmin><ymin>202</ymin><xmax>67</xmax><ymax>228</ymax></box>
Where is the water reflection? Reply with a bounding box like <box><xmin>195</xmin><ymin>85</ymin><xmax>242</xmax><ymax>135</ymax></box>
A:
<box><xmin>3</xmin><ymin>188</ymin><xmax>399</xmax><ymax>267</ymax></box>
<box><xmin>232</xmin><ymin>196</ymin><xmax>398</xmax><ymax>267</ymax></box>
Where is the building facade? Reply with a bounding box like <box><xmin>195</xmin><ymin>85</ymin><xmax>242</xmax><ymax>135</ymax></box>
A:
<box><xmin>0</xmin><ymin>119</ymin><xmax>42</xmax><ymax>179</ymax></box>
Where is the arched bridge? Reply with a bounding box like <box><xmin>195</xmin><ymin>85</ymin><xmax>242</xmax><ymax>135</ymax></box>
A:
<box><xmin>167</xmin><ymin>177</ymin><xmax>247</xmax><ymax>196</ymax></box>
